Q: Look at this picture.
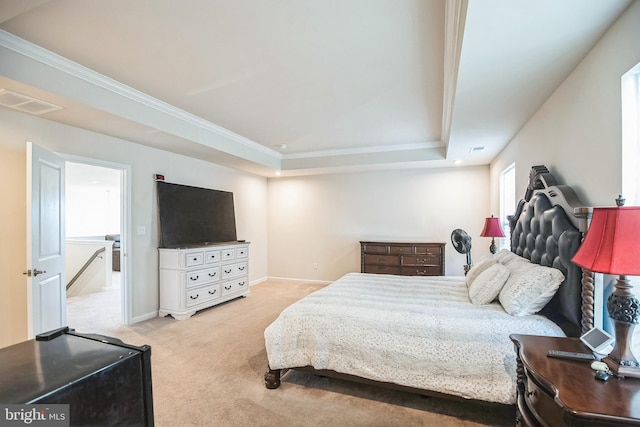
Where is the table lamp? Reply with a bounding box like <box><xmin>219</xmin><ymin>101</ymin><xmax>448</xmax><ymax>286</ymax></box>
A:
<box><xmin>480</xmin><ymin>215</ymin><xmax>505</xmax><ymax>254</ymax></box>
<box><xmin>571</xmin><ymin>200</ymin><xmax>640</xmax><ymax>378</ymax></box>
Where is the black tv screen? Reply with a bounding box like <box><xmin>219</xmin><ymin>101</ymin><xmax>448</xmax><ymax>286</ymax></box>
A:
<box><xmin>157</xmin><ymin>181</ymin><xmax>237</xmax><ymax>247</ymax></box>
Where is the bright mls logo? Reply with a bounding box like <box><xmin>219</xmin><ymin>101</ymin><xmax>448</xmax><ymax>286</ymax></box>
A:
<box><xmin>0</xmin><ymin>405</ymin><xmax>69</xmax><ymax>427</ymax></box>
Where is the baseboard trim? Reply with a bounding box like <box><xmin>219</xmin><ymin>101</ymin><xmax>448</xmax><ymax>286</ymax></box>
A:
<box><xmin>267</xmin><ymin>276</ymin><xmax>332</xmax><ymax>285</ymax></box>
<box><xmin>129</xmin><ymin>311</ymin><xmax>158</xmax><ymax>325</ymax></box>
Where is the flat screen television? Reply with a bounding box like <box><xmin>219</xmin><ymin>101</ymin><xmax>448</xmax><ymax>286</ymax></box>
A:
<box><xmin>157</xmin><ymin>181</ymin><xmax>237</xmax><ymax>247</ymax></box>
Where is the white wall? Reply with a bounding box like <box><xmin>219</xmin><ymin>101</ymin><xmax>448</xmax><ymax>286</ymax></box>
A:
<box><xmin>267</xmin><ymin>165</ymin><xmax>491</xmax><ymax>281</ymax></box>
<box><xmin>0</xmin><ymin>108</ymin><xmax>268</xmax><ymax>348</ymax></box>
<box><xmin>490</xmin><ymin>1</ymin><xmax>640</xmax><ymax>209</ymax></box>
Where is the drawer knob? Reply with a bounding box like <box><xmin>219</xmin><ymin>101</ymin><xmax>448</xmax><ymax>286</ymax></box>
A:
<box><xmin>190</xmin><ymin>275</ymin><xmax>199</xmax><ymax>281</ymax></box>
<box><xmin>190</xmin><ymin>294</ymin><xmax>199</xmax><ymax>300</ymax></box>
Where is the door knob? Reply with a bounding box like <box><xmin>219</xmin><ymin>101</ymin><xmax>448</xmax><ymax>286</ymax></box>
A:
<box><xmin>23</xmin><ymin>269</ymin><xmax>46</xmax><ymax>277</ymax></box>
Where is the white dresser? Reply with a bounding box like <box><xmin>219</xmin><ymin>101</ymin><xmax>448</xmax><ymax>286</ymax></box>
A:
<box><xmin>158</xmin><ymin>241</ymin><xmax>249</xmax><ymax>320</ymax></box>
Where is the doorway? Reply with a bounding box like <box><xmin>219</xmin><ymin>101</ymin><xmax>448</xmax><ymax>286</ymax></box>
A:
<box><xmin>64</xmin><ymin>159</ymin><xmax>129</xmax><ymax>333</ymax></box>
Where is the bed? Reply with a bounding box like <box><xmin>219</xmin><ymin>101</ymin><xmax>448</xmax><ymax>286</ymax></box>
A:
<box><xmin>263</xmin><ymin>165</ymin><xmax>594</xmax><ymax>405</ymax></box>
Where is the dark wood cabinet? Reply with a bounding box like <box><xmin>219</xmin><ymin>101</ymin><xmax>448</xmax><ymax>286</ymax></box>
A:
<box><xmin>360</xmin><ymin>241</ymin><xmax>445</xmax><ymax>276</ymax></box>
<box><xmin>510</xmin><ymin>334</ymin><xmax>640</xmax><ymax>427</ymax></box>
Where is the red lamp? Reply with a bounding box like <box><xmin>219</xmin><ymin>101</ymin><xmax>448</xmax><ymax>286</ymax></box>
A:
<box><xmin>572</xmin><ymin>203</ymin><xmax>640</xmax><ymax>378</ymax></box>
<box><xmin>480</xmin><ymin>215</ymin><xmax>505</xmax><ymax>254</ymax></box>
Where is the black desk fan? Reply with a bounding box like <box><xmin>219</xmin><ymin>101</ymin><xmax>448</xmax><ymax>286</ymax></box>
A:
<box><xmin>451</xmin><ymin>229</ymin><xmax>472</xmax><ymax>274</ymax></box>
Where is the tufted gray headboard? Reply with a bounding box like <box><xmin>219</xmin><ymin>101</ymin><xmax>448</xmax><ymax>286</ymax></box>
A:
<box><xmin>508</xmin><ymin>166</ymin><xmax>587</xmax><ymax>337</ymax></box>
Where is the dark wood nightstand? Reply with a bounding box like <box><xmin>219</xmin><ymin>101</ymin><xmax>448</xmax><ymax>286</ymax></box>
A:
<box><xmin>510</xmin><ymin>334</ymin><xmax>640</xmax><ymax>426</ymax></box>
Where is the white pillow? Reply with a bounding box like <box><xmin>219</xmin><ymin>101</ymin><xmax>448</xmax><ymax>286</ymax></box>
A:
<box><xmin>468</xmin><ymin>263</ymin><xmax>511</xmax><ymax>305</ymax></box>
<box><xmin>507</xmin><ymin>260</ymin><xmax>536</xmax><ymax>276</ymax></box>
<box><xmin>494</xmin><ymin>249</ymin><xmax>530</xmax><ymax>266</ymax></box>
<box><xmin>465</xmin><ymin>256</ymin><xmax>496</xmax><ymax>288</ymax></box>
<box><xmin>499</xmin><ymin>265</ymin><xmax>565</xmax><ymax>316</ymax></box>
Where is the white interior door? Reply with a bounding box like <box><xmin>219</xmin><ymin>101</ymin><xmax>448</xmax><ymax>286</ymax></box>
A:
<box><xmin>26</xmin><ymin>142</ymin><xmax>66</xmax><ymax>337</ymax></box>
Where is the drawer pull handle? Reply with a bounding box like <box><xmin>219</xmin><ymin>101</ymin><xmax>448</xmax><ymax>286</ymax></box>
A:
<box><xmin>239</xmin><ymin>266</ymin><xmax>245</xmax><ymax>271</ymax></box>
<box><xmin>209</xmin><ymin>272</ymin><xmax>217</xmax><ymax>277</ymax></box>
<box><xmin>190</xmin><ymin>294</ymin><xmax>199</xmax><ymax>300</ymax></box>
<box><xmin>225</xmin><ymin>285</ymin><xmax>232</xmax><ymax>291</ymax></box>
<box><xmin>190</xmin><ymin>275</ymin><xmax>199</xmax><ymax>281</ymax></box>
<box><xmin>193</xmin><ymin>257</ymin><xmax>198</xmax><ymax>261</ymax></box>
<box><xmin>239</xmin><ymin>281</ymin><xmax>245</xmax><ymax>286</ymax></box>
<box><xmin>209</xmin><ymin>290</ymin><xmax>217</xmax><ymax>295</ymax></box>
<box><xmin>225</xmin><ymin>269</ymin><xmax>232</xmax><ymax>274</ymax></box>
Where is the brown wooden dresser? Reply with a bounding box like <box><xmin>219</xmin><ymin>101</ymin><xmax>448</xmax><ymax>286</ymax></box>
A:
<box><xmin>360</xmin><ymin>241</ymin><xmax>445</xmax><ymax>276</ymax></box>
<box><xmin>510</xmin><ymin>334</ymin><xmax>640</xmax><ymax>427</ymax></box>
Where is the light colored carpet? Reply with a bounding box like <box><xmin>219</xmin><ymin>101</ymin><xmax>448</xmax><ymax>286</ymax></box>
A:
<box><xmin>66</xmin><ymin>272</ymin><xmax>122</xmax><ymax>333</ymax></box>
<box><xmin>74</xmin><ymin>280</ymin><xmax>515</xmax><ymax>427</ymax></box>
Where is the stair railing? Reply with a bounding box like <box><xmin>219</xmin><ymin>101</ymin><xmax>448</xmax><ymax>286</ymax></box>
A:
<box><xmin>66</xmin><ymin>247</ymin><xmax>106</xmax><ymax>291</ymax></box>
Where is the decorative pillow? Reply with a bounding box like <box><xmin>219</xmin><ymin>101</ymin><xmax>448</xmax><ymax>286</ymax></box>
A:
<box><xmin>468</xmin><ymin>263</ymin><xmax>511</xmax><ymax>305</ymax></box>
<box><xmin>494</xmin><ymin>249</ymin><xmax>530</xmax><ymax>266</ymax></box>
<box><xmin>465</xmin><ymin>256</ymin><xmax>496</xmax><ymax>288</ymax></box>
<box><xmin>506</xmin><ymin>259</ymin><xmax>536</xmax><ymax>277</ymax></box>
<box><xmin>499</xmin><ymin>265</ymin><xmax>565</xmax><ymax>316</ymax></box>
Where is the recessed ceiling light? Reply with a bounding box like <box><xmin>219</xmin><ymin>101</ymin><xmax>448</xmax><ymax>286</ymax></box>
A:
<box><xmin>453</xmin><ymin>159</ymin><xmax>462</xmax><ymax>165</ymax></box>
<box><xmin>275</xmin><ymin>170</ymin><xmax>281</xmax><ymax>176</ymax></box>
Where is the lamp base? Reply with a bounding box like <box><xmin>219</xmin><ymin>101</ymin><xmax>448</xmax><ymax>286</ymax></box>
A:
<box><xmin>603</xmin><ymin>276</ymin><xmax>640</xmax><ymax>379</ymax></box>
<box><xmin>489</xmin><ymin>238</ymin><xmax>497</xmax><ymax>254</ymax></box>
<box><xmin>603</xmin><ymin>355</ymin><xmax>640</xmax><ymax>379</ymax></box>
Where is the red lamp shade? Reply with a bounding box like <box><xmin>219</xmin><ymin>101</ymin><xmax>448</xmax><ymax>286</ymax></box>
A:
<box><xmin>571</xmin><ymin>207</ymin><xmax>640</xmax><ymax>276</ymax></box>
<box><xmin>480</xmin><ymin>216</ymin><xmax>505</xmax><ymax>238</ymax></box>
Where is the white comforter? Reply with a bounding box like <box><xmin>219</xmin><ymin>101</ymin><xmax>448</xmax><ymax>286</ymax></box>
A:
<box><xmin>264</xmin><ymin>273</ymin><xmax>565</xmax><ymax>404</ymax></box>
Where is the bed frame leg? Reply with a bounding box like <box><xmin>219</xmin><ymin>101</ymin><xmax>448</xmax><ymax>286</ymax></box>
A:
<box><xmin>265</xmin><ymin>368</ymin><xmax>281</xmax><ymax>389</ymax></box>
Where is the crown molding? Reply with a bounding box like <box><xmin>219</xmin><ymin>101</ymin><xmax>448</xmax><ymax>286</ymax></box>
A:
<box><xmin>0</xmin><ymin>29</ymin><xmax>281</xmax><ymax>159</ymax></box>
<box><xmin>441</xmin><ymin>0</ymin><xmax>468</xmax><ymax>153</ymax></box>
<box><xmin>282</xmin><ymin>141</ymin><xmax>443</xmax><ymax>160</ymax></box>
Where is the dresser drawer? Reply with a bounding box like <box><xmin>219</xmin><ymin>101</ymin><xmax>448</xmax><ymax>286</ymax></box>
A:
<box><xmin>185</xmin><ymin>266</ymin><xmax>220</xmax><ymax>288</ymax></box>
<box><xmin>205</xmin><ymin>250</ymin><xmax>220</xmax><ymax>263</ymax></box>
<box><xmin>221</xmin><ymin>262</ymin><xmax>248</xmax><ymax>279</ymax></box>
<box><xmin>388</xmin><ymin>245</ymin><xmax>413</xmax><ymax>255</ymax></box>
<box><xmin>400</xmin><ymin>266</ymin><xmax>442</xmax><ymax>276</ymax></box>
<box><xmin>235</xmin><ymin>247</ymin><xmax>248</xmax><ymax>258</ymax></box>
<box><xmin>186</xmin><ymin>284</ymin><xmax>221</xmax><ymax>307</ymax></box>
<box><xmin>362</xmin><ymin>243</ymin><xmax>388</xmax><ymax>254</ymax></box>
<box><xmin>401</xmin><ymin>255</ymin><xmax>441</xmax><ymax>266</ymax></box>
<box><xmin>525</xmin><ymin>373</ymin><xmax>564</xmax><ymax>427</ymax></box>
<box><xmin>186</xmin><ymin>251</ymin><xmax>204</xmax><ymax>267</ymax></box>
<box><xmin>364</xmin><ymin>254</ymin><xmax>399</xmax><ymax>266</ymax></box>
<box><xmin>414</xmin><ymin>245</ymin><xmax>442</xmax><ymax>255</ymax></box>
<box><xmin>363</xmin><ymin>265</ymin><xmax>401</xmax><ymax>275</ymax></box>
<box><xmin>222</xmin><ymin>278</ymin><xmax>248</xmax><ymax>296</ymax></box>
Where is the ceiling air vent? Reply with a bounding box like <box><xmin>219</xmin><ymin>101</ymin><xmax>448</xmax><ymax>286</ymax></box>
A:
<box><xmin>469</xmin><ymin>146</ymin><xmax>485</xmax><ymax>153</ymax></box>
<box><xmin>0</xmin><ymin>89</ymin><xmax>63</xmax><ymax>115</ymax></box>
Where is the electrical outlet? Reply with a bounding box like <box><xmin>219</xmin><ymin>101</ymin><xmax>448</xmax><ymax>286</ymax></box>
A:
<box><xmin>313</xmin><ymin>262</ymin><xmax>318</xmax><ymax>270</ymax></box>
<box><xmin>137</xmin><ymin>226</ymin><xmax>146</xmax><ymax>235</ymax></box>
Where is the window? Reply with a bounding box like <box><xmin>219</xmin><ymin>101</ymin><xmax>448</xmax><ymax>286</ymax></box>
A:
<box><xmin>621</xmin><ymin>63</ymin><xmax>640</xmax><ymax>351</ymax></box>
<box><xmin>622</xmin><ymin>64</ymin><xmax>640</xmax><ymax>205</ymax></box>
<box><xmin>499</xmin><ymin>163</ymin><xmax>516</xmax><ymax>250</ymax></box>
